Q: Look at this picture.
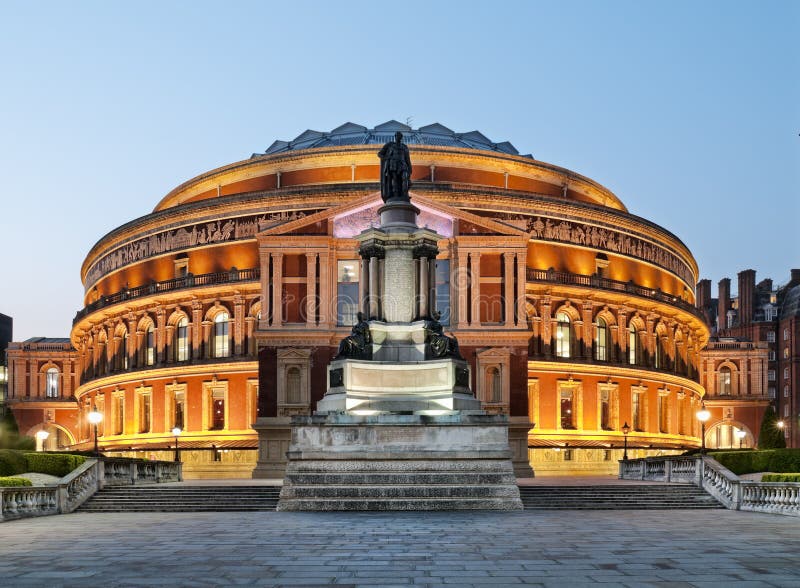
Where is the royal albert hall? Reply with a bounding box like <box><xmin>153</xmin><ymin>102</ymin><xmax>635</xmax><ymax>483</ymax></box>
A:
<box><xmin>66</xmin><ymin>121</ymin><xmax>709</xmax><ymax>477</ymax></box>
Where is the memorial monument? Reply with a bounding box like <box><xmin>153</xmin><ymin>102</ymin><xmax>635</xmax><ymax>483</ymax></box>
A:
<box><xmin>277</xmin><ymin>133</ymin><xmax>523</xmax><ymax>511</ymax></box>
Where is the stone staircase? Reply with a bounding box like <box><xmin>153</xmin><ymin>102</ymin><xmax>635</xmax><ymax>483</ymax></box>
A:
<box><xmin>278</xmin><ymin>459</ymin><xmax>523</xmax><ymax>511</ymax></box>
<box><xmin>518</xmin><ymin>484</ymin><xmax>723</xmax><ymax>510</ymax></box>
<box><xmin>78</xmin><ymin>486</ymin><xmax>281</xmax><ymax>512</ymax></box>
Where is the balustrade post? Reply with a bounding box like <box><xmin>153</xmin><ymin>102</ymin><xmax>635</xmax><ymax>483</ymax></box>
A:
<box><xmin>665</xmin><ymin>459</ymin><xmax>672</xmax><ymax>483</ymax></box>
<box><xmin>56</xmin><ymin>484</ymin><xmax>68</xmax><ymax>514</ymax></box>
<box><xmin>131</xmin><ymin>462</ymin><xmax>138</xmax><ymax>485</ymax></box>
<box><xmin>695</xmin><ymin>457</ymin><xmax>704</xmax><ymax>488</ymax></box>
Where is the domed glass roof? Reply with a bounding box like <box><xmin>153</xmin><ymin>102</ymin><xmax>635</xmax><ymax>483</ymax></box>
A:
<box><xmin>254</xmin><ymin>121</ymin><xmax>532</xmax><ymax>158</ymax></box>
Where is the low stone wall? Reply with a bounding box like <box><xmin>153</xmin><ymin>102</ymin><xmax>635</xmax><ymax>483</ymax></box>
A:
<box><xmin>0</xmin><ymin>458</ymin><xmax>182</xmax><ymax>522</ymax></box>
<box><xmin>619</xmin><ymin>455</ymin><xmax>800</xmax><ymax>517</ymax></box>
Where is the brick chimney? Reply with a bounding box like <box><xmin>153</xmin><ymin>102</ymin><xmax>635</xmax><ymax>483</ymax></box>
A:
<box><xmin>791</xmin><ymin>269</ymin><xmax>800</xmax><ymax>285</ymax></box>
<box><xmin>696</xmin><ymin>279</ymin><xmax>711</xmax><ymax>309</ymax></box>
<box><xmin>738</xmin><ymin>269</ymin><xmax>756</xmax><ymax>327</ymax></box>
<box><xmin>718</xmin><ymin>278</ymin><xmax>731</xmax><ymax>331</ymax></box>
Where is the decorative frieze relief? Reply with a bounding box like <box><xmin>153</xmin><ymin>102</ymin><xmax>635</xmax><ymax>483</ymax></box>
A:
<box><xmin>478</xmin><ymin>211</ymin><xmax>694</xmax><ymax>285</ymax></box>
<box><xmin>85</xmin><ymin>209</ymin><xmax>323</xmax><ymax>289</ymax></box>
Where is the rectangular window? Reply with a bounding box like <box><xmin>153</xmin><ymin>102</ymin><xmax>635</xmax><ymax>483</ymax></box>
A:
<box><xmin>336</xmin><ymin>260</ymin><xmax>359</xmax><ymax>326</ymax></box>
<box><xmin>785</xmin><ymin>328</ymin><xmax>790</xmax><ymax>341</ymax></box>
<box><xmin>174</xmin><ymin>391</ymin><xmax>185</xmax><ymax>430</ymax></box>
<box><xmin>769</xmin><ymin>351</ymin><xmax>776</xmax><ymax>362</ymax></box>
<box><xmin>210</xmin><ymin>390</ymin><xmax>225</xmax><ymax>430</ymax></box>
<box><xmin>632</xmin><ymin>392</ymin><xmax>642</xmax><ymax>431</ymax></box>
<box><xmin>785</xmin><ymin>368</ymin><xmax>790</xmax><ymax>380</ymax></box>
<box><xmin>435</xmin><ymin>259</ymin><xmax>451</xmax><ymax>325</ymax></box>
<box><xmin>768</xmin><ymin>370</ymin><xmax>776</xmax><ymax>381</ymax></box>
<box><xmin>563</xmin><ymin>449</ymin><xmax>573</xmax><ymax>461</ymax></box>
<box><xmin>139</xmin><ymin>393</ymin><xmax>151</xmax><ymax>433</ymax></box>
<box><xmin>560</xmin><ymin>389</ymin><xmax>575</xmax><ymax>429</ymax></box>
<box><xmin>768</xmin><ymin>386</ymin><xmax>776</xmax><ymax>399</ymax></box>
<box><xmin>784</xmin><ymin>386</ymin><xmax>790</xmax><ymax>398</ymax></box>
<box><xmin>767</xmin><ymin>331</ymin><xmax>775</xmax><ymax>343</ymax></box>
<box><xmin>146</xmin><ymin>329</ymin><xmax>155</xmax><ymax>366</ymax></box>
<box><xmin>599</xmin><ymin>389</ymin><xmax>610</xmax><ymax>430</ymax></box>
<box><xmin>658</xmin><ymin>395</ymin><xmax>668</xmax><ymax>433</ymax></box>
<box><xmin>114</xmin><ymin>395</ymin><xmax>124</xmax><ymax>435</ymax></box>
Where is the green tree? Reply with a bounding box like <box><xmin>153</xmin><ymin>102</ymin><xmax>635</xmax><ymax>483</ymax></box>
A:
<box><xmin>0</xmin><ymin>407</ymin><xmax>20</xmax><ymax>448</ymax></box>
<box><xmin>758</xmin><ymin>405</ymin><xmax>787</xmax><ymax>449</ymax></box>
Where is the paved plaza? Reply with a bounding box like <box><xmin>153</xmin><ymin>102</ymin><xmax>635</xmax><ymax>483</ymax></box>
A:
<box><xmin>2</xmin><ymin>509</ymin><xmax>800</xmax><ymax>587</ymax></box>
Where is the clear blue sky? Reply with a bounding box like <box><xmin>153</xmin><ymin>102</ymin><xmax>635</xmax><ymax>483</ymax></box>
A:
<box><xmin>1</xmin><ymin>0</ymin><xmax>797</xmax><ymax>341</ymax></box>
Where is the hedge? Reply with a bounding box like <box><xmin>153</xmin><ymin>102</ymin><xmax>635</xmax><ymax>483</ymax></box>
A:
<box><xmin>762</xmin><ymin>474</ymin><xmax>800</xmax><ymax>483</ymax></box>
<box><xmin>0</xmin><ymin>449</ymin><xmax>28</xmax><ymax>476</ymax></box>
<box><xmin>0</xmin><ymin>477</ymin><xmax>33</xmax><ymax>487</ymax></box>
<box><xmin>23</xmin><ymin>453</ymin><xmax>87</xmax><ymax>478</ymax></box>
<box><xmin>711</xmin><ymin>449</ymin><xmax>800</xmax><ymax>475</ymax></box>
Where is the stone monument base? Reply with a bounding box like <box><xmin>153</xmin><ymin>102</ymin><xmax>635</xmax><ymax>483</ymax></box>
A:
<box><xmin>277</xmin><ymin>413</ymin><xmax>523</xmax><ymax>511</ymax></box>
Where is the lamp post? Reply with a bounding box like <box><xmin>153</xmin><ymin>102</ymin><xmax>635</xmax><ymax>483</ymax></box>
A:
<box><xmin>35</xmin><ymin>429</ymin><xmax>50</xmax><ymax>452</ymax></box>
<box><xmin>171</xmin><ymin>427</ymin><xmax>182</xmax><ymax>462</ymax></box>
<box><xmin>735</xmin><ymin>429</ymin><xmax>746</xmax><ymax>449</ymax></box>
<box><xmin>696</xmin><ymin>404</ymin><xmax>711</xmax><ymax>455</ymax></box>
<box><xmin>621</xmin><ymin>422</ymin><xmax>631</xmax><ymax>461</ymax></box>
<box><xmin>87</xmin><ymin>409</ymin><xmax>103</xmax><ymax>457</ymax></box>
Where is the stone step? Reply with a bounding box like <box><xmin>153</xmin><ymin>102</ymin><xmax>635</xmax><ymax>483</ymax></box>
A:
<box><xmin>285</xmin><ymin>460</ymin><xmax>515</xmax><ymax>473</ymax></box>
<box><xmin>285</xmin><ymin>473</ymin><xmax>514</xmax><ymax>485</ymax></box>
<box><xmin>277</xmin><ymin>497</ymin><xmax>523</xmax><ymax>511</ymax></box>
<box><xmin>280</xmin><ymin>484</ymin><xmax>520</xmax><ymax>499</ymax></box>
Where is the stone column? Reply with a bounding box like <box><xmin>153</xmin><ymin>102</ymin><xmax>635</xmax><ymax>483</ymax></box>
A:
<box><xmin>359</xmin><ymin>257</ymin><xmax>369</xmax><ymax>318</ymax></box>
<box><xmin>369</xmin><ymin>256</ymin><xmax>379</xmax><ymax>319</ymax></box>
<box><xmin>318</xmin><ymin>251</ymin><xmax>330</xmax><ymax>327</ymax></box>
<box><xmin>541</xmin><ymin>297</ymin><xmax>552</xmax><ymax>358</ymax></box>
<box><xmin>201</xmin><ymin>320</ymin><xmax>212</xmax><ymax>359</ymax></box>
<box><xmin>127</xmin><ymin>316</ymin><xmax>137</xmax><ymax>368</ymax></box>
<box><xmin>306</xmin><ymin>253</ymin><xmax>318</xmax><ymax>327</ymax></box>
<box><xmin>516</xmin><ymin>254</ymin><xmax>527</xmax><ymax>327</ymax></box>
<box><xmin>191</xmin><ymin>301</ymin><xmax>203</xmax><ymax>360</ymax></box>
<box><xmin>156</xmin><ymin>307</ymin><xmax>166</xmax><ymax>365</ymax></box>
<box><xmin>470</xmin><ymin>252</ymin><xmax>481</xmax><ymax>327</ymax></box>
<box><xmin>245</xmin><ymin>316</ymin><xmax>256</xmax><ymax>355</ymax></box>
<box><xmin>259</xmin><ymin>249</ymin><xmax>270</xmax><ymax>328</ymax></box>
<box><xmin>234</xmin><ymin>295</ymin><xmax>245</xmax><ymax>355</ymax></box>
<box><xmin>272</xmin><ymin>252</ymin><xmax>283</xmax><ymax>328</ymax></box>
<box><xmin>419</xmin><ymin>256</ymin><xmax>429</xmax><ymax>318</ymax></box>
<box><xmin>457</xmin><ymin>252</ymin><xmax>469</xmax><ymax>329</ymax></box>
<box><xmin>582</xmin><ymin>302</ymin><xmax>594</xmax><ymax>359</ymax></box>
<box><xmin>503</xmin><ymin>253</ymin><xmax>515</xmax><ymax>326</ymax></box>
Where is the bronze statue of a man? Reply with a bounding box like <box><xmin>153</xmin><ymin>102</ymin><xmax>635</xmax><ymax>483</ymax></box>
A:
<box><xmin>378</xmin><ymin>131</ymin><xmax>412</xmax><ymax>202</ymax></box>
<box><xmin>335</xmin><ymin>312</ymin><xmax>372</xmax><ymax>360</ymax></box>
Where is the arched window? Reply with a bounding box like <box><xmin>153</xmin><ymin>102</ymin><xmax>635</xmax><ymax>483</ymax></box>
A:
<box><xmin>175</xmin><ymin>317</ymin><xmax>189</xmax><ymax>362</ymax></box>
<box><xmin>45</xmin><ymin>368</ymin><xmax>59</xmax><ymax>398</ymax></box>
<box><xmin>286</xmin><ymin>367</ymin><xmax>301</xmax><ymax>404</ymax></box>
<box><xmin>214</xmin><ymin>312</ymin><xmax>230</xmax><ymax>358</ymax></box>
<box><xmin>555</xmin><ymin>312</ymin><xmax>571</xmax><ymax>358</ymax></box>
<box><xmin>595</xmin><ymin>318</ymin><xmax>609</xmax><ymax>361</ymax></box>
<box><xmin>628</xmin><ymin>324</ymin><xmax>638</xmax><ymax>365</ymax></box>
<box><xmin>718</xmin><ymin>366</ymin><xmax>732</xmax><ymax>395</ymax></box>
<box><xmin>145</xmin><ymin>325</ymin><xmax>155</xmax><ymax>366</ymax></box>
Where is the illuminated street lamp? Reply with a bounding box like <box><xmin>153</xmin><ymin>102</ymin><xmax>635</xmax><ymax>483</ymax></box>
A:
<box><xmin>35</xmin><ymin>429</ymin><xmax>50</xmax><ymax>452</ymax></box>
<box><xmin>696</xmin><ymin>404</ymin><xmax>711</xmax><ymax>455</ymax></box>
<box><xmin>777</xmin><ymin>419</ymin><xmax>785</xmax><ymax>430</ymax></box>
<box><xmin>171</xmin><ymin>427</ymin><xmax>182</xmax><ymax>462</ymax></box>
<box><xmin>735</xmin><ymin>429</ymin><xmax>747</xmax><ymax>449</ymax></box>
<box><xmin>621</xmin><ymin>422</ymin><xmax>631</xmax><ymax>461</ymax></box>
<box><xmin>87</xmin><ymin>408</ymin><xmax>103</xmax><ymax>457</ymax></box>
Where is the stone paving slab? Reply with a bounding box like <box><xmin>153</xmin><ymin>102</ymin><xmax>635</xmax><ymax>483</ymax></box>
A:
<box><xmin>1</xmin><ymin>509</ymin><xmax>799</xmax><ymax>587</ymax></box>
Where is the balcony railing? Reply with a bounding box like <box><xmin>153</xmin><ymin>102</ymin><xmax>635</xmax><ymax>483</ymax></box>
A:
<box><xmin>74</xmin><ymin>267</ymin><xmax>260</xmax><ymax>324</ymax></box>
<box><xmin>526</xmin><ymin>268</ymin><xmax>705</xmax><ymax>321</ymax></box>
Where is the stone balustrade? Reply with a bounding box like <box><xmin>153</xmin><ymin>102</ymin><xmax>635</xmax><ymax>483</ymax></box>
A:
<box><xmin>0</xmin><ymin>457</ymin><xmax>182</xmax><ymax>522</ymax></box>
<box><xmin>620</xmin><ymin>455</ymin><xmax>800</xmax><ymax>517</ymax></box>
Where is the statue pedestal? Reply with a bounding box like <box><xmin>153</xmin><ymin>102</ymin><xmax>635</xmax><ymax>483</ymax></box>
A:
<box><xmin>319</xmin><ymin>357</ymin><xmax>480</xmax><ymax>415</ymax></box>
<box><xmin>277</xmin><ymin>413</ymin><xmax>523</xmax><ymax>511</ymax></box>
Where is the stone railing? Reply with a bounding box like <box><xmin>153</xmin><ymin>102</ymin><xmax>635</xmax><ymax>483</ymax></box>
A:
<box><xmin>0</xmin><ymin>457</ymin><xmax>182</xmax><ymax>522</ymax></box>
<box><xmin>620</xmin><ymin>455</ymin><xmax>800</xmax><ymax>517</ymax></box>
<box><xmin>102</xmin><ymin>458</ymin><xmax>182</xmax><ymax>485</ymax></box>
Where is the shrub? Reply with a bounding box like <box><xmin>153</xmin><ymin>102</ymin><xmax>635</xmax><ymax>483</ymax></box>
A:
<box><xmin>758</xmin><ymin>406</ymin><xmax>787</xmax><ymax>449</ymax></box>
<box><xmin>762</xmin><ymin>474</ymin><xmax>800</xmax><ymax>483</ymax></box>
<box><xmin>0</xmin><ymin>449</ymin><xmax>28</xmax><ymax>476</ymax></box>
<box><xmin>13</xmin><ymin>436</ymin><xmax>36</xmax><ymax>451</ymax></box>
<box><xmin>711</xmin><ymin>449</ymin><xmax>800</xmax><ymax>475</ymax></box>
<box><xmin>24</xmin><ymin>453</ymin><xmax>87</xmax><ymax>478</ymax></box>
<box><xmin>0</xmin><ymin>476</ymin><xmax>32</xmax><ymax>487</ymax></box>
